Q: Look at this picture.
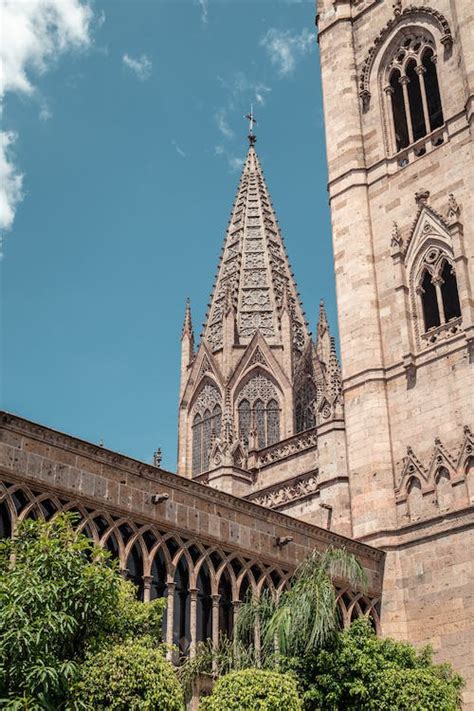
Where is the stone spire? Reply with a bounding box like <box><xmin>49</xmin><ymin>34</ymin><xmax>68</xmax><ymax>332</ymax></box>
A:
<box><xmin>180</xmin><ymin>298</ymin><xmax>194</xmax><ymax>399</ymax></box>
<box><xmin>328</xmin><ymin>336</ymin><xmax>342</xmax><ymax>400</ymax></box>
<box><xmin>315</xmin><ymin>300</ymin><xmax>331</xmax><ymax>367</ymax></box>
<box><xmin>201</xmin><ymin>144</ymin><xmax>309</xmax><ymax>357</ymax></box>
<box><xmin>182</xmin><ymin>298</ymin><xmax>194</xmax><ymax>344</ymax></box>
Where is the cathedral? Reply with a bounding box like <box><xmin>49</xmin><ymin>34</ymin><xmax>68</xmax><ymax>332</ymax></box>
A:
<box><xmin>1</xmin><ymin>0</ymin><xmax>473</xmax><ymax>707</ymax></box>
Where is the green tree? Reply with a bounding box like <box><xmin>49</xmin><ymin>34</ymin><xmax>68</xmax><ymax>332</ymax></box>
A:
<box><xmin>0</xmin><ymin>514</ymin><xmax>176</xmax><ymax>710</ymax></box>
<box><xmin>287</xmin><ymin>618</ymin><xmax>464</xmax><ymax>711</ymax></box>
<box><xmin>199</xmin><ymin>668</ymin><xmax>302</xmax><ymax>711</ymax></box>
<box><xmin>72</xmin><ymin>640</ymin><xmax>184</xmax><ymax>711</ymax></box>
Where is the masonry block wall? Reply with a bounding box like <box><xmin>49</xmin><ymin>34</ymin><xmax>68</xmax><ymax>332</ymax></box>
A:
<box><xmin>317</xmin><ymin>0</ymin><xmax>473</xmax><ymax>704</ymax></box>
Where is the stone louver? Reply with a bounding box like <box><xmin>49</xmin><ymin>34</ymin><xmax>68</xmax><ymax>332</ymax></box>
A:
<box><xmin>201</xmin><ymin>144</ymin><xmax>309</xmax><ymax>353</ymax></box>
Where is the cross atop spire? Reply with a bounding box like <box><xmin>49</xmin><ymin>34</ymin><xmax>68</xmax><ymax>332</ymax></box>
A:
<box><xmin>245</xmin><ymin>104</ymin><xmax>257</xmax><ymax>145</ymax></box>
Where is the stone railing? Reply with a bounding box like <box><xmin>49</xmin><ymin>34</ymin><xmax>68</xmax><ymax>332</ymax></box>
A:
<box><xmin>248</xmin><ymin>470</ymin><xmax>319</xmax><ymax>510</ymax></box>
<box><xmin>253</xmin><ymin>427</ymin><xmax>318</xmax><ymax>468</ymax></box>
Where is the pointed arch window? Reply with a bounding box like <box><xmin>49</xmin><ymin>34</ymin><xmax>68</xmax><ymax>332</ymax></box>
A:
<box><xmin>385</xmin><ymin>33</ymin><xmax>444</xmax><ymax>154</ymax></box>
<box><xmin>191</xmin><ymin>383</ymin><xmax>222</xmax><ymax>475</ymax></box>
<box><xmin>236</xmin><ymin>374</ymin><xmax>281</xmax><ymax>449</ymax></box>
<box><xmin>295</xmin><ymin>379</ymin><xmax>317</xmax><ymax>433</ymax></box>
<box><xmin>417</xmin><ymin>254</ymin><xmax>461</xmax><ymax>335</ymax></box>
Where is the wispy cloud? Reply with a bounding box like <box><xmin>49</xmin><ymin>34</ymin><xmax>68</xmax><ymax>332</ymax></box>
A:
<box><xmin>196</xmin><ymin>0</ymin><xmax>208</xmax><ymax>24</ymax></box>
<box><xmin>217</xmin><ymin>72</ymin><xmax>271</xmax><ymax>108</ymax></box>
<box><xmin>214</xmin><ymin>145</ymin><xmax>243</xmax><ymax>173</ymax></box>
<box><xmin>172</xmin><ymin>140</ymin><xmax>186</xmax><ymax>158</ymax></box>
<box><xmin>0</xmin><ymin>0</ymin><xmax>94</xmax><ymax>234</ymax></box>
<box><xmin>260</xmin><ymin>28</ymin><xmax>314</xmax><ymax>76</ymax></box>
<box><xmin>39</xmin><ymin>102</ymin><xmax>53</xmax><ymax>121</ymax></box>
<box><xmin>123</xmin><ymin>53</ymin><xmax>152</xmax><ymax>81</ymax></box>
<box><xmin>216</xmin><ymin>109</ymin><xmax>234</xmax><ymax>139</ymax></box>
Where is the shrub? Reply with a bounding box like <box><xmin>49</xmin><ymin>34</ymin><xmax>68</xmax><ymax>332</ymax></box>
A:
<box><xmin>72</xmin><ymin>640</ymin><xmax>184</xmax><ymax>710</ymax></box>
<box><xmin>200</xmin><ymin>668</ymin><xmax>302</xmax><ymax>711</ymax></box>
<box><xmin>286</xmin><ymin>618</ymin><xmax>464</xmax><ymax>710</ymax></box>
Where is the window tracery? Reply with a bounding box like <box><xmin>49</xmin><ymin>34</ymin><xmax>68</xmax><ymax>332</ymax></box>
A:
<box><xmin>236</xmin><ymin>374</ymin><xmax>280</xmax><ymax>449</ymax></box>
<box><xmin>295</xmin><ymin>379</ymin><xmax>317</xmax><ymax>433</ymax></box>
<box><xmin>191</xmin><ymin>383</ymin><xmax>222</xmax><ymax>475</ymax></box>
<box><xmin>416</xmin><ymin>251</ymin><xmax>461</xmax><ymax>335</ymax></box>
<box><xmin>385</xmin><ymin>33</ymin><xmax>443</xmax><ymax>153</ymax></box>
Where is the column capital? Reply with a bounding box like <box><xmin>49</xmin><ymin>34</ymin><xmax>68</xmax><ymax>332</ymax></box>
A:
<box><xmin>143</xmin><ymin>575</ymin><xmax>153</xmax><ymax>589</ymax></box>
<box><xmin>189</xmin><ymin>587</ymin><xmax>199</xmax><ymax>600</ymax></box>
<box><xmin>384</xmin><ymin>85</ymin><xmax>395</xmax><ymax>96</ymax></box>
<box><xmin>399</xmin><ymin>75</ymin><xmax>410</xmax><ymax>86</ymax></box>
<box><xmin>211</xmin><ymin>593</ymin><xmax>221</xmax><ymax>603</ymax></box>
<box><xmin>166</xmin><ymin>580</ymin><xmax>177</xmax><ymax>592</ymax></box>
<box><xmin>415</xmin><ymin>64</ymin><xmax>426</xmax><ymax>75</ymax></box>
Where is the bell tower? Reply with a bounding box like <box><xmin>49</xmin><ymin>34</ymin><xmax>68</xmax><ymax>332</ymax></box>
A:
<box><xmin>317</xmin><ymin>0</ymin><xmax>474</xmax><ymax>695</ymax></box>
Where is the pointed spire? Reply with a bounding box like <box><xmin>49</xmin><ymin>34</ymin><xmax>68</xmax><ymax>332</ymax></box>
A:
<box><xmin>201</xmin><ymin>142</ymin><xmax>309</xmax><ymax>354</ymax></box>
<box><xmin>328</xmin><ymin>336</ymin><xmax>342</xmax><ymax>399</ymax></box>
<box><xmin>315</xmin><ymin>300</ymin><xmax>331</xmax><ymax>367</ymax></box>
<box><xmin>182</xmin><ymin>298</ymin><xmax>194</xmax><ymax>344</ymax></box>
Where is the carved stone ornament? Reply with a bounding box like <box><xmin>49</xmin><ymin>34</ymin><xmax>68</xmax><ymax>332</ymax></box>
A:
<box><xmin>250</xmin><ymin>471</ymin><xmax>319</xmax><ymax>509</ymax></box>
<box><xmin>415</xmin><ymin>189</ymin><xmax>430</xmax><ymax>206</ymax></box>
<box><xmin>256</xmin><ymin>428</ymin><xmax>318</xmax><ymax>468</ymax></box>
<box><xmin>359</xmin><ymin>6</ymin><xmax>453</xmax><ymax>106</ymax></box>
<box><xmin>447</xmin><ymin>193</ymin><xmax>460</xmax><ymax>223</ymax></box>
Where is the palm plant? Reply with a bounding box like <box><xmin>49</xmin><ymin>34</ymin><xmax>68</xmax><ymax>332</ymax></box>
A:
<box><xmin>235</xmin><ymin>546</ymin><xmax>367</xmax><ymax>662</ymax></box>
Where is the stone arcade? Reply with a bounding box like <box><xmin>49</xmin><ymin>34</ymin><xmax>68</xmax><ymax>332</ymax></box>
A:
<box><xmin>1</xmin><ymin>0</ymin><xmax>473</xmax><ymax>706</ymax></box>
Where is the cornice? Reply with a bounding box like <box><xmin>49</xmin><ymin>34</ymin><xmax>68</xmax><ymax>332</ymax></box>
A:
<box><xmin>0</xmin><ymin>411</ymin><xmax>384</xmax><ymax>562</ymax></box>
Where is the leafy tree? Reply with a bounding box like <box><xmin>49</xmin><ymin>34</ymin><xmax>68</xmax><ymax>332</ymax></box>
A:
<box><xmin>286</xmin><ymin>618</ymin><xmax>464</xmax><ymax>711</ymax></box>
<box><xmin>0</xmin><ymin>514</ymin><xmax>174</xmax><ymax>710</ymax></box>
<box><xmin>199</xmin><ymin>668</ymin><xmax>302</xmax><ymax>711</ymax></box>
<box><xmin>71</xmin><ymin>640</ymin><xmax>184</xmax><ymax>711</ymax></box>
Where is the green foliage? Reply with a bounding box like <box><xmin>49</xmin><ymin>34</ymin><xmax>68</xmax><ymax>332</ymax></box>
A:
<box><xmin>286</xmin><ymin>618</ymin><xmax>464</xmax><ymax>710</ymax></box>
<box><xmin>0</xmin><ymin>514</ymin><xmax>170</xmax><ymax>710</ymax></box>
<box><xmin>199</xmin><ymin>668</ymin><xmax>302</xmax><ymax>711</ymax></box>
<box><xmin>71</xmin><ymin>640</ymin><xmax>184</xmax><ymax>711</ymax></box>
<box><xmin>235</xmin><ymin>547</ymin><xmax>366</xmax><ymax>661</ymax></box>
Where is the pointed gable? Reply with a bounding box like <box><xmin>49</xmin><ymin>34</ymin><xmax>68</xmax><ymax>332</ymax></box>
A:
<box><xmin>202</xmin><ymin>144</ymin><xmax>309</xmax><ymax>354</ymax></box>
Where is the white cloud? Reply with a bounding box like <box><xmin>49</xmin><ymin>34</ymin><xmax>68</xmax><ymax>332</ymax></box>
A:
<box><xmin>172</xmin><ymin>140</ymin><xmax>186</xmax><ymax>158</ymax></box>
<box><xmin>214</xmin><ymin>145</ymin><xmax>243</xmax><ymax>173</ymax></box>
<box><xmin>39</xmin><ymin>102</ymin><xmax>53</xmax><ymax>121</ymax></box>
<box><xmin>123</xmin><ymin>53</ymin><xmax>152</xmax><ymax>81</ymax></box>
<box><xmin>0</xmin><ymin>132</ymin><xmax>24</xmax><ymax>233</ymax></box>
<box><xmin>0</xmin><ymin>0</ymin><xmax>94</xmax><ymax>233</ymax></box>
<box><xmin>216</xmin><ymin>109</ymin><xmax>234</xmax><ymax>139</ymax></box>
<box><xmin>260</xmin><ymin>27</ymin><xmax>314</xmax><ymax>76</ymax></box>
<box><xmin>217</xmin><ymin>72</ymin><xmax>271</xmax><ymax>108</ymax></box>
<box><xmin>0</xmin><ymin>0</ymin><xmax>93</xmax><ymax>98</ymax></box>
<box><xmin>196</xmin><ymin>0</ymin><xmax>208</xmax><ymax>24</ymax></box>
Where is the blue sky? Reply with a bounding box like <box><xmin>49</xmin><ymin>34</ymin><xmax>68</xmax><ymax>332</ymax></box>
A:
<box><xmin>1</xmin><ymin>0</ymin><xmax>335</xmax><ymax>471</ymax></box>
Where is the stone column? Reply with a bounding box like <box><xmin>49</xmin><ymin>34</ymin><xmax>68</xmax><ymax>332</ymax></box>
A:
<box><xmin>189</xmin><ymin>588</ymin><xmax>199</xmax><ymax>659</ymax></box>
<box><xmin>143</xmin><ymin>575</ymin><xmax>153</xmax><ymax>603</ymax></box>
<box><xmin>400</xmin><ymin>76</ymin><xmax>414</xmax><ymax>144</ymax></box>
<box><xmin>211</xmin><ymin>594</ymin><xmax>221</xmax><ymax>674</ymax></box>
<box><xmin>384</xmin><ymin>85</ymin><xmax>397</xmax><ymax>154</ymax></box>
<box><xmin>166</xmin><ymin>581</ymin><xmax>176</xmax><ymax>662</ymax></box>
<box><xmin>415</xmin><ymin>64</ymin><xmax>431</xmax><ymax>134</ymax></box>
<box><xmin>432</xmin><ymin>276</ymin><xmax>446</xmax><ymax>324</ymax></box>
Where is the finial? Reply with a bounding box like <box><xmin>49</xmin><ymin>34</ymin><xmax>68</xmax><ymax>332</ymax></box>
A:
<box><xmin>153</xmin><ymin>448</ymin><xmax>162</xmax><ymax>467</ymax></box>
<box><xmin>245</xmin><ymin>104</ymin><xmax>257</xmax><ymax>146</ymax></box>
<box><xmin>182</xmin><ymin>297</ymin><xmax>194</xmax><ymax>340</ymax></box>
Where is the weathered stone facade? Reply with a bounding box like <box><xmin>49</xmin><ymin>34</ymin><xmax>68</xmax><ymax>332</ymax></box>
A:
<box><xmin>1</xmin><ymin>0</ymin><xmax>473</xmax><ymax>706</ymax></box>
<box><xmin>317</xmin><ymin>0</ymin><xmax>474</xmax><ymax>704</ymax></box>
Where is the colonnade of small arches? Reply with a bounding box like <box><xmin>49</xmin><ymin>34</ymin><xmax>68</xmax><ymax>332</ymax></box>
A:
<box><xmin>0</xmin><ymin>480</ymin><xmax>380</xmax><ymax>656</ymax></box>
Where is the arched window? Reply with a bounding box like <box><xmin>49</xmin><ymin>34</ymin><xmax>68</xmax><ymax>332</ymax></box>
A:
<box><xmin>385</xmin><ymin>33</ymin><xmax>443</xmax><ymax>153</ymax></box>
<box><xmin>420</xmin><ymin>269</ymin><xmax>440</xmax><ymax>330</ymax></box>
<box><xmin>417</xmin><ymin>253</ymin><xmax>461</xmax><ymax>335</ymax></box>
<box><xmin>389</xmin><ymin>69</ymin><xmax>409</xmax><ymax>151</ymax></box>
<box><xmin>440</xmin><ymin>260</ymin><xmax>461</xmax><ymax>322</ymax></box>
<box><xmin>406</xmin><ymin>59</ymin><xmax>426</xmax><ymax>141</ymax></box>
<box><xmin>236</xmin><ymin>373</ymin><xmax>281</xmax><ymax>450</ymax></box>
<box><xmin>191</xmin><ymin>383</ymin><xmax>222</xmax><ymax>475</ymax></box>
<box><xmin>295</xmin><ymin>379</ymin><xmax>317</xmax><ymax>433</ymax></box>
<box><xmin>422</xmin><ymin>48</ymin><xmax>443</xmax><ymax>130</ymax></box>
<box><xmin>238</xmin><ymin>399</ymin><xmax>251</xmax><ymax>446</ymax></box>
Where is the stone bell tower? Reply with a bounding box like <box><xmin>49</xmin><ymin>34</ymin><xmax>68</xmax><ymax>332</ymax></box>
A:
<box><xmin>317</xmin><ymin>0</ymin><xmax>473</xmax><ymax>699</ymax></box>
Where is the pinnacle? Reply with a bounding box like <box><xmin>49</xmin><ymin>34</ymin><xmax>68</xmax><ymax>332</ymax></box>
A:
<box><xmin>201</xmin><ymin>143</ymin><xmax>309</xmax><ymax>353</ymax></box>
<box><xmin>181</xmin><ymin>298</ymin><xmax>194</xmax><ymax>341</ymax></box>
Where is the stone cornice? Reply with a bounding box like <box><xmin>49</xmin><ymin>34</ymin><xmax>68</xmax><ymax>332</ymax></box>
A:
<box><xmin>0</xmin><ymin>411</ymin><xmax>384</xmax><ymax>563</ymax></box>
<box><xmin>253</xmin><ymin>427</ymin><xmax>318</xmax><ymax>468</ymax></box>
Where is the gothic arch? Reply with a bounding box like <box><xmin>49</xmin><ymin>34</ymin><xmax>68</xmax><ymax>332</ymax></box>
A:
<box><xmin>360</xmin><ymin>6</ymin><xmax>453</xmax><ymax>107</ymax></box>
<box><xmin>233</xmin><ymin>367</ymin><xmax>282</xmax><ymax>449</ymax></box>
